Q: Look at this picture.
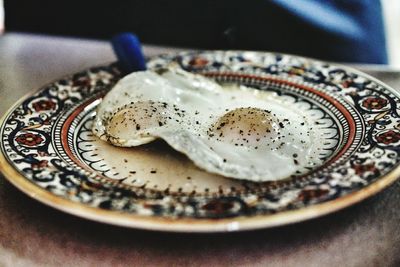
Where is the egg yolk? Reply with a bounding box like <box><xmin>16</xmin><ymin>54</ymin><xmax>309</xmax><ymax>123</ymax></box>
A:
<box><xmin>106</xmin><ymin>101</ymin><xmax>169</xmax><ymax>139</ymax></box>
<box><xmin>209</xmin><ymin>107</ymin><xmax>278</xmax><ymax>148</ymax></box>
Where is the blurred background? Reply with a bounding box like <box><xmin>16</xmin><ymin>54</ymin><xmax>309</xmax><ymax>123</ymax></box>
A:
<box><xmin>0</xmin><ymin>0</ymin><xmax>399</xmax><ymax>66</ymax></box>
<box><xmin>382</xmin><ymin>0</ymin><xmax>400</xmax><ymax>67</ymax></box>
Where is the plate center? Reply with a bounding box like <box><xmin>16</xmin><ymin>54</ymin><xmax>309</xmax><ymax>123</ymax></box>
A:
<box><xmin>76</xmin><ymin>115</ymin><xmax>245</xmax><ymax>194</ymax></box>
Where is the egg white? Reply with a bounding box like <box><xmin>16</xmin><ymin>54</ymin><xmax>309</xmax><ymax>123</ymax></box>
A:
<box><xmin>93</xmin><ymin>67</ymin><xmax>323</xmax><ymax>182</ymax></box>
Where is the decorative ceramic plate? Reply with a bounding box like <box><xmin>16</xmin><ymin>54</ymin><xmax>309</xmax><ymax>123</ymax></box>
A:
<box><xmin>1</xmin><ymin>51</ymin><xmax>400</xmax><ymax>232</ymax></box>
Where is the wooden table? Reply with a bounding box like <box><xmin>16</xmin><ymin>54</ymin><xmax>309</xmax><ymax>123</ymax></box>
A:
<box><xmin>1</xmin><ymin>33</ymin><xmax>400</xmax><ymax>267</ymax></box>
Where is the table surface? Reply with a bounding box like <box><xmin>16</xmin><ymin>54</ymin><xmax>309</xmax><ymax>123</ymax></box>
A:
<box><xmin>1</xmin><ymin>33</ymin><xmax>400</xmax><ymax>267</ymax></box>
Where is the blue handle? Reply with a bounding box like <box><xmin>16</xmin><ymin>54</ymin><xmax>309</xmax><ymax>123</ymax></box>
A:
<box><xmin>111</xmin><ymin>33</ymin><xmax>147</xmax><ymax>73</ymax></box>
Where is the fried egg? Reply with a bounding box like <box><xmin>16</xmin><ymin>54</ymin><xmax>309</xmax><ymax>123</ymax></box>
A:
<box><xmin>92</xmin><ymin>67</ymin><xmax>323</xmax><ymax>182</ymax></box>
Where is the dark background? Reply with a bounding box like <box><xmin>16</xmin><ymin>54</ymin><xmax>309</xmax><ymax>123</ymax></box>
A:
<box><xmin>4</xmin><ymin>0</ymin><xmax>388</xmax><ymax>64</ymax></box>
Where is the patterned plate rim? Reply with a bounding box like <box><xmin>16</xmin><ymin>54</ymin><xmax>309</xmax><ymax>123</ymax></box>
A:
<box><xmin>0</xmin><ymin>53</ymin><xmax>400</xmax><ymax>233</ymax></box>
